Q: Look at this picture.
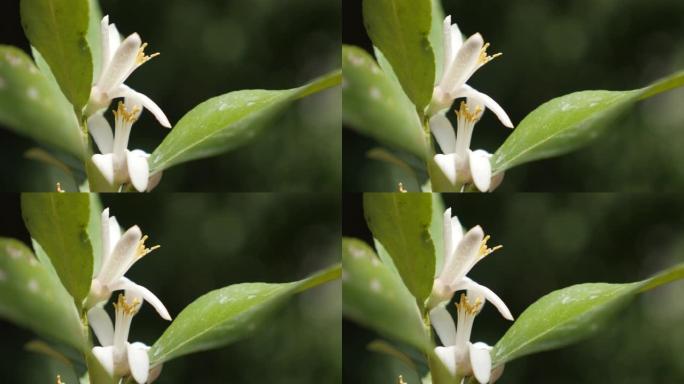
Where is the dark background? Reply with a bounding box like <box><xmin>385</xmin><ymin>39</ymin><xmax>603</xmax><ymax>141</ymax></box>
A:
<box><xmin>0</xmin><ymin>0</ymin><xmax>341</xmax><ymax>192</ymax></box>
<box><xmin>343</xmin><ymin>0</ymin><xmax>684</xmax><ymax>192</ymax></box>
<box><xmin>0</xmin><ymin>193</ymin><xmax>341</xmax><ymax>383</ymax></box>
<box><xmin>343</xmin><ymin>193</ymin><xmax>684</xmax><ymax>383</ymax></box>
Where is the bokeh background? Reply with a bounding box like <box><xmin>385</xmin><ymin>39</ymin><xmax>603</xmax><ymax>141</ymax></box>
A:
<box><xmin>343</xmin><ymin>193</ymin><xmax>684</xmax><ymax>383</ymax></box>
<box><xmin>0</xmin><ymin>193</ymin><xmax>341</xmax><ymax>383</ymax></box>
<box><xmin>343</xmin><ymin>0</ymin><xmax>684</xmax><ymax>191</ymax></box>
<box><xmin>0</xmin><ymin>0</ymin><xmax>340</xmax><ymax>192</ymax></box>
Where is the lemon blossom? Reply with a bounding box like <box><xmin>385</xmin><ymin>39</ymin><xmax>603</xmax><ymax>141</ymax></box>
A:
<box><xmin>85</xmin><ymin>15</ymin><xmax>170</xmax><ymax>128</ymax></box>
<box><xmin>427</xmin><ymin>208</ymin><xmax>512</xmax><ymax>322</ymax></box>
<box><xmin>89</xmin><ymin>294</ymin><xmax>161</xmax><ymax>383</ymax></box>
<box><xmin>89</xmin><ymin>102</ymin><xmax>156</xmax><ymax>192</ymax></box>
<box><xmin>427</xmin><ymin>15</ymin><xmax>512</xmax><ymax>127</ymax></box>
<box><xmin>85</xmin><ymin>208</ymin><xmax>171</xmax><ymax>321</ymax></box>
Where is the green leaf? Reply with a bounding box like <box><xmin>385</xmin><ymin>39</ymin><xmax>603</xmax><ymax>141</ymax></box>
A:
<box><xmin>0</xmin><ymin>238</ymin><xmax>84</xmax><ymax>350</ymax></box>
<box><xmin>428</xmin><ymin>0</ymin><xmax>445</xmax><ymax>81</ymax></box>
<box><xmin>342</xmin><ymin>45</ymin><xmax>425</xmax><ymax>158</ymax></box>
<box><xmin>20</xmin><ymin>0</ymin><xmax>93</xmax><ymax>111</ymax></box>
<box><xmin>86</xmin><ymin>0</ymin><xmax>103</xmax><ymax>81</ymax></box>
<box><xmin>342</xmin><ymin>238</ymin><xmax>429</xmax><ymax>351</ymax></box>
<box><xmin>0</xmin><ymin>46</ymin><xmax>83</xmax><ymax>158</ymax></box>
<box><xmin>87</xmin><ymin>193</ymin><xmax>104</xmax><ymax>274</ymax></box>
<box><xmin>363</xmin><ymin>193</ymin><xmax>435</xmax><ymax>304</ymax></box>
<box><xmin>149</xmin><ymin>264</ymin><xmax>341</xmax><ymax>365</ymax></box>
<box><xmin>362</xmin><ymin>0</ymin><xmax>435</xmax><ymax>111</ymax></box>
<box><xmin>149</xmin><ymin>70</ymin><xmax>340</xmax><ymax>173</ymax></box>
<box><xmin>492</xmin><ymin>70</ymin><xmax>684</xmax><ymax>174</ymax></box>
<box><xmin>492</xmin><ymin>263</ymin><xmax>684</xmax><ymax>366</ymax></box>
<box><xmin>21</xmin><ymin>193</ymin><xmax>93</xmax><ymax>307</ymax></box>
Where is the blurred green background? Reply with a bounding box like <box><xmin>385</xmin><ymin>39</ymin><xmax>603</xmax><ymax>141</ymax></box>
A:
<box><xmin>343</xmin><ymin>193</ymin><xmax>684</xmax><ymax>383</ymax></box>
<box><xmin>0</xmin><ymin>192</ymin><xmax>341</xmax><ymax>383</ymax></box>
<box><xmin>0</xmin><ymin>0</ymin><xmax>340</xmax><ymax>192</ymax></box>
<box><xmin>343</xmin><ymin>0</ymin><xmax>684</xmax><ymax>191</ymax></box>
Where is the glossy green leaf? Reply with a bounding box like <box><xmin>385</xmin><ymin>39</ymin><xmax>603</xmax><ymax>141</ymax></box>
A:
<box><xmin>342</xmin><ymin>45</ymin><xmax>424</xmax><ymax>158</ymax></box>
<box><xmin>492</xmin><ymin>263</ymin><xmax>684</xmax><ymax>366</ymax></box>
<box><xmin>363</xmin><ymin>193</ymin><xmax>435</xmax><ymax>304</ymax></box>
<box><xmin>342</xmin><ymin>238</ymin><xmax>429</xmax><ymax>351</ymax></box>
<box><xmin>492</xmin><ymin>70</ymin><xmax>684</xmax><ymax>174</ymax></box>
<box><xmin>0</xmin><ymin>238</ymin><xmax>84</xmax><ymax>350</ymax></box>
<box><xmin>21</xmin><ymin>193</ymin><xmax>93</xmax><ymax>306</ymax></box>
<box><xmin>149</xmin><ymin>264</ymin><xmax>341</xmax><ymax>364</ymax></box>
<box><xmin>20</xmin><ymin>0</ymin><xmax>93</xmax><ymax>110</ymax></box>
<box><xmin>149</xmin><ymin>70</ymin><xmax>340</xmax><ymax>172</ymax></box>
<box><xmin>362</xmin><ymin>0</ymin><xmax>435</xmax><ymax>110</ymax></box>
<box><xmin>0</xmin><ymin>46</ymin><xmax>83</xmax><ymax>158</ymax></box>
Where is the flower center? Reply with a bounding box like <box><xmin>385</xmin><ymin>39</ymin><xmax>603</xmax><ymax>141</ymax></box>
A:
<box><xmin>136</xmin><ymin>235</ymin><xmax>160</xmax><ymax>260</ymax></box>
<box><xmin>478</xmin><ymin>234</ymin><xmax>502</xmax><ymax>259</ymax></box>
<box><xmin>456</xmin><ymin>293</ymin><xmax>483</xmax><ymax>315</ymax></box>
<box><xmin>113</xmin><ymin>101</ymin><xmax>141</xmax><ymax>123</ymax></box>
<box><xmin>478</xmin><ymin>42</ymin><xmax>502</xmax><ymax>66</ymax></box>
<box><xmin>456</xmin><ymin>101</ymin><xmax>483</xmax><ymax>123</ymax></box>
<box><xmin>136</xmin><ymin>42</ymin><xmax>160</xmax><ymax>66</ymax></box>
<box><xmin>114</xmin><ymin>293</ymin><xmax>141</xmax><ymax>316</ymax></box>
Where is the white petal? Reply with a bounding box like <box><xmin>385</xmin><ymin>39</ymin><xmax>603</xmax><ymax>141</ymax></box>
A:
<box><xmin>440</xmin><ymin>33</ymin><xmax>483</xmax><ymax>93</ymax></box>
<box><xmin>429</xmin><ymin>306</ymin><xmax>457</xmax><ymax>347</ymax></box>
<box><xmin>435</xmin><ymin>346</ymin><xmax>457</xmax><ymax>376</ymax></box>
<box><xmin>489</xmin><ymin>171</ymin><xmax>505</xmax><ymax>192</ymax></box>
<box><xmin>450</xmin><ymin>215</ymin><xmax>463</xmax><ymax>248</ymax></box>
<box><xmin>98</xmin><ymin>33</ymin><xmax>141</xmax><ymax>93</ymax></box>
<box><xmin>111</xmin><ymin>277</ymin><xmax>172</xmax><ymax>321</ymax></box>
<box><xmin>92</xmin><ymin>346</ymin><xmax>115</xmax><ymax>376</ymax></box>
<box><xmin>441</xmin><ymin>208</ymin><xmax>454</xmax><ymax>275</ymax></box>
<box><xmin>92</xmin><ymin>153</ymin><xmax>116</xmax><ymax>185</ymax></box>
<box><xmin>430</xmin><ymin>114</ymin><xmax>456</xmax><ymax>154</ymax></box>
<box><xmin>88</xmin><ymin>114</ymin><xmax>114</xmax><ymax>154</ymax></box>
<box><xmin>127</xmin><ymin>342</ymin><xmax>150</xmax><ymax>384</ymax></box>
<box><xmin>469</xmin><ymin>150</ymin><xmax>492</xmax><ymax>193</ymax></box>
<box><xmin>108</xmin><ymin>216</ymin><xmax>122</xmax><ymax>254</ymax></box>
<box><xmin>100</xmin><ymin>208</ymin><xmax>111</xmax><ymax>270</ymax></box>
<box><xmin>469</xmin><ymin>342</ymin><xmax>492</xmax><ymax>383</ymax></box>
<box><xmin>98</xmin><ymin>226</ymin><xmax>142</xmax><ymax>284</ymax></box>
<box><xmin>87</xmin><ymin>306</ymin><xmax>114</xmax><ymax>346</ymax></box>
<box><xmin>441</xmin><ymin>16</ymin><xmax>453</xmax><ymax>78</ymax></box>
<box><xmin>112</xmin><ymin>85</ymin><xmax>171</xmax><ymax>128</ymax></box>
<box><xmin>441</xmin><ymin>226</ymin><xmax>484</xmax><ymax>286</ymax></box>
<box><xmin>461</xmin><ymin>85</ymin><xmax>513</xmax><ymax>128</ymax></box>
<box><xmin>97</xmin><ymin>16</ymin><xmax>110</xmax><ymax>81</ymax></box>
<box><xmin>434</xmin><ymin>153</ymin><xmax>459</xmax><ymax>186</ymax></box>
<box><xmin>464</xmin><ymin>278</ymin><xmax>513</xmax><ymax>321</ymax></box>
<box><xmin>107</xmin><ymin>24</ymin><xmax>121</xmax><ymax>62</ymax></box>
<box><xmin>449</xmin><ymin>24</ymin><xmax>463</xmax><ymax>58</ymax></box>
<box><xmin>126</xmin><ymin>150</ymin><xmax>150</xmax><ymax>192</ymax></box>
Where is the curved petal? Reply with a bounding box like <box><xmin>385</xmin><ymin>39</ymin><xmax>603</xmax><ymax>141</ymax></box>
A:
<box><xmin>440</xmin><ymin>33</ymin><xmax>483</xmax><ymax>93</ymax></box>
<box><xmin>87</xmin><ymin>306</ymin><xmax>114</xmax><ymax>346</ymax></box>
<box><xmin>435</xmin><ymin>346</ymin><xmax>457</xmax><ymax>376</ymax></box>
<box><xmin>126</xmin><ymin>150</ymin><xmax>150</xmax><ymax>192</ymax></box>
<box><xmin>461</xmin><ymin>85</ymin><xmax>513</xmax><ymax>128</ymax></box>
<box><xmin>88</xmin><ymin>114</ymin><xmax>114</xmax><ymax>154</ymax></box>
<box><xmin>430</xmin><ymin>114</ymin><xmax>456</xmax><ymax>154</ymax></box>
<box><xmin>464</xmin><ymin>278</ymin><xmax>513</xmax><ymax>321</ymax></box>
<box><xmin>111</xmin><ymin>277</ymin><xmax>172</xmax><ymax>320</ymax></box>
<box><xmin>98</xmin><ymin>16</ymin><xmax>111</xmax><ymax>81</ymax></box>
<box><xmin>112</xmin><ymin>85</ymin><xmax>171</xmax><ymax>128</ymax></box>
<box><xmin>441</xmin><ymin>16</ymin><xmax>455</xmax><ymax>78</ymax></box>
<box><xmin>92</xmin><ymin>346</ymin><xmax>115</xmax><ymax>376</ymax></box>
<box><xmin>127</xmin><ymin>342</ymin><xmax>150</xmax><ymax>384</ymax></box>
<box><xmin>99</xmin><ymin>33</ymin><xmax>141</xmax><ymax>93</ymax></box>
<box><xmin>107</xmin><ymin>24</ymin><xmax>121</xmax><ymax>63</ymax></box>
<box><xmin>92</xmin><ymin>153</ymin><xmax>116</xmax><ymax>185</ymax></box>
<box><xmin>108</xmin><ymin>215</ymin><xmax>122</xmax><ymax>255</ymax></box>
<box><xmin>429</xmin><ymin>305</ymin><xmax>457</xmax><ymax>347</ymax></box>
<box><xmin>441</xmin><ymin>208</ymin><xmax>454</xmax><ymax>275</ymax></box>
<box><xmin>434</xmin><ymin>153</ymin><xmax>459</xmax><ymax>186</ymax></box>
<box><xmin>449</xmin><ymin>23</ymin><xmax>463</xmax><ymax>59</ymax></box>
<box><xmin>469</xmin><ymin>150</ymin><xmax>492</xmax><ymax>193</ymax></box>
<box><xmin>98</xmin><ymin>226</ymin><xmax>142</xmax><ymax>285</ymax></box>
<box><xmin>469</xmin><ymin>342</ymin><xmax>492</xmax><ymax>383</ymax></box>
<box><xmin>450</xmin><ymin>215</ymin><xmax>463</xmax><ymax>248</ymax></box>
<box><xmin>441</xmin><ymin>226</ymin><xmax>484</xmax><ymax>286</ymax></box>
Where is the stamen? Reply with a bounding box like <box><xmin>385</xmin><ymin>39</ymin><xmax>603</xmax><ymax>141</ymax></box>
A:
<box><xmin>398</xmin><ymin>182</ymin><xmax>407</xmax><ymax>193</ymax></box>
<box><xmin>455</xmin><ymin>101</ymin><xmax>483</xmax><ymax>123</ymax></box>
<box><xmin>56</xmin><ymin>375</ymin><xmax>65</xmax><ymax>384</ymax></box>
<box><xmin>478</xmin><ymin>234</ymin><xmax>503</xmax><ymax>259</ymax></box>
<box><xmin>113</xmin><ymin>293</ymin><xmax>141</xmax><ymax>316</ymax></box>
<box><xmin>136</xmin><ymin>42</ymin><xmax>160</xmax><ymax>66</ymax></box>
<box><xmin>136</xmin><ymin>234</ymin><xmax>161</xmax><ymax>260</ymax></box>
<box><xmin>397</xmin><ymin>375</ymin><xmax>407</xmax><ymax>384</ymax></box>
<box><xmin>478</xmin><ymin>42</ymin><xmax>502</xmax><ymax>65</ymax></box>
<box><xmin>56</xmin><ymin>182</ymin><xmax>64</xmax><ymax>193</ymax></box>
<box><xmin>455</xmin><ymin>293</ymin><xmax>483</xmax><ymax>315</ymax></box>
<box><xmin>112</xmin><ymin>101</ymin><xmax>141</xmax><ymax>123</ymax></box>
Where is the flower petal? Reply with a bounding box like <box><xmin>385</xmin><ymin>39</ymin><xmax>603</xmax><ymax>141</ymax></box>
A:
<box><xmin>435</xmin><ymin>346</ymin><xmax>457</xmax><ymax>376</ymax></box>
<box><xmin>441</xmin><ymin>208</ymin><xmax>454</xmax><ymax>275</ymax></box>
<box><xmin>87</xmin><ymin>306</ymin><xmax>114</xmax><ymax>346</ymax></box>
<box><xmin>127</xmin><ymin>342</ymin><xmax>151</xmax><ymax>384</ymax></box>
<box><xmin>126</xmin><ymin>150</ymin><xmax>150</xmax><ymax>192</ymax></box>
<box><xmin>461</xmin><ymin>85</ymin><xmax>513</xmax><ymax>128</ymax></box>
<box><xmin>92</xmin><ymin>345</ymin><xmax>115</xmax><ymax>376</ymax></box>
<box><xmin>429</xmin><ymin>305</ymin><xmax>457</xmax><ymax>347</ymax></box>
<box><xmin>434</xmin><ymin>153</ymin><xmax>459</xmax><ymax>186</ymax></box>
<box><xmin>441</xmin><ymin>16</ymin><xmax>454</xmax><ymax>77</ymax></box>
<box><xmin>98</xmin><ymin>33</ymin><xmax>141</xmax><ymax>93</ymax></box>
<box><xmin>92</xmin><ymin>153</ymin><xmax>116</xmax><ymax>185</ymax></box>
<box><xmin>112</xmin><ymin>85</ymin><xmax>171</xmax><ymax>128</ymax></box>
<box><xmin>98</xmin><ymin>225</ymin><xmax>142</xmax><ymax>285</ymax></box>
<box><xmin>469</xmin><ymin>342</ymin><xmax>493</xmax><ymax>383</ymax></box>
<box><xmin>464</xmin><ymin>278</ymin><xmax>513</xmax><ymax>321</ymax></box>
<box><xmin>441</xmin><ymin>226</ymin><xmax>484</xmax><ymax>286</ymax></box>
<box><xmin>430</xmin><ymin>114</ymin><xmax>456</xmax><ymax>154</ymax></box>
<box><xmin>111</xmin><ymin>277</ymin><xmax>172</xmax><ymax>321</ymax></box>
<box><xmin>440</xmin><ymin>33</ymin><xmax>483</xmax><ymax>93</ymax></box>
<box><xmin>469</xmin><ymin>150</ymin><xmax>492</xmax><ymax>193</ymax></box>
<box><xmin>88</xmin><ymin>113</ymin><xmax>114</xmax><ymax>154</ymax></box>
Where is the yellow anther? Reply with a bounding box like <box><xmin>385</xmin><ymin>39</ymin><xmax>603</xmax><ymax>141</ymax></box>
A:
<box><xmin>455</xmin><ymin>293</ymin><xmax>483</xmax><ymax>315</ymax></box>
<box><xmin>478</xmin><ymin>234</ymin><xmax>503</xmax><ymax>259</ymax></box>
<box><xmin>113</xmin><ymin>293</ymin><xmax>141</xmax><ymax>315</ymax></box>
<box><xmin>136</xmin><ymin>234</ymin><xmax>160</xmax><ymax>260</ymax></box>
<box><xmin>136</xmin><ymin>42</ymin><xmax>160</xmax><ymax>66</ymax></box>
<box><xmin>455</xmin><ymin>101</ymin><xmax>483</xmax><ymax>123</ymax></box>
<box><xmin>397</xmin><ymin>375</ymin><xmax>407</xmax><ymax>384</ymax></box>
<box><xmin>398</xmin><ymin>182</ymin><xmax>407</xmax><ymax>193</ymax></box>
<box><xmin>56</xmin><ymin>375</ymin><xmax>65</xmax><ymax>384</ymax></box>
<box><xmin>56</xmin><ymin>182</ymin><xmax>64</xmax><ymax>193</ymax></box>
<box><xmin>112</xmin><ymin>101</ymin><xmax>141</xmax><ymax>123</ymax></box>
<box><xmin>478</xmin><ymin>42</ymin><xmax>502</xmax><ymax>65</ymax></box>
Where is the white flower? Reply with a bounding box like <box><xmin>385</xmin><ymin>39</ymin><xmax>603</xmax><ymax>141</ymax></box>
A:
<box><xmin>89</xmin><ymin>102</ymin><xmax>156</xmax><ymax>192</ymax></box>
<box><xmin>86</xmin><ymin>208</ymin><xmax>171</xmax><ymax>321</ymax></box>
<box><xmin>431</xmin><ymin>101</ymin><xmax>504</xmax><ymax>192</ymax></box>
<box><xmin>430</xmin><ymin>294</ymin><xmax>500</xmax><ymax>383</ymax></box>
<box><xmin>427</xmin><ymin>208</ymin><xmax>512</xmax><ymax>322</ymax></box>
<box><xmin>428</xmin><ymin>15</ymin><xmax>513</xmax><ymax>128</ymax></box>
<box><xmin>85</xmin><ymin>15</ymin><xmax>170</xmax><ymax>128</ymax></box>
<box><xmin>89</xmin><ymin>294</ymin><xmax>160</xmax><ymax>383</ymax></box>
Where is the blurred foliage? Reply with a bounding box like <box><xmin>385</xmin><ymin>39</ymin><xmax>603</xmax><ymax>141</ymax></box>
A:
<box><xmin>343</xmin><ymin>193</ymin><xmax>684</xmax><ymax>383</ymax></box>
<box><xmin>343</xmin><ymin>0</ymin><xmax>684</xmax><ymax>191</ymax></box>
<box><xmin>0</xmin><ymin>193</ymin><xmax>341</xmax><ymax>383</ymax></box>
<box><xmin>0</xmin><ymin>0</ymin><xmax>340</xmax><ymax>192</ymax></box>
